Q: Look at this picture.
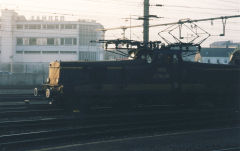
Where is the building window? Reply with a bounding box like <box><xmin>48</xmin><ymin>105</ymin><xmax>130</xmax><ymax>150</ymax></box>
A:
<box><xmin>42</xmin><ymin>38</ymin><xmax>47</xmax><ymax>45</ymax></box>
<box><xmin>29</xmin><ymin>38</ymin><xmax>37</xmax><ymax>45</ymax></box>
<box><xmin>65</xmin><ymin>24</ymin><xmax>73</xmax><ymax>29</ymax></box>
<box><xmin>24</xmin><ymin>24</ymin><xmax>29</xmax><ymax>29</ymax></box>
<box><xmin>47</xmin><ymin>38</ymin><xmax>55</xmax><ymax>45</ymax></box>
<box><xmin>17</xmin><ymin>24</ymin><xmax>23</xmax><ymax>29</ymax></box>
<box><xmin>72</xmin><ymin>24</ymin><xmax>77</xmax><ymax>29</ymax></box>
<box><xmin>42</xmin><ymin>51</ymin><xmax>59</xmax><ymax>54</ymax></box>
<box><xmin>16</xmin><ymin>37</ymin><xmax>78</xmax><ymax>46</ymax></box>
<box><xmin>65</xmin><ymin>38</ymin><xmax>73</xmax><ymax>45</ymax></box>
<box><xmin>61</xmin><ymin>38</ymin><xmax>64</xmax><ymax>45</ymax></box>
<box><xmin>17</xmin><ymin>38</ymin><xmax>23</xmax><ymax>45</ymax></box>
<box><xmin>79</xmin><ymin>51</ymin><xmax>97</xmax><ymax>61</ymax></box>
<box><xmin>16</xmin><ymin>51</ymin><xmax>23</xmax><ymax>54</ymax></box>
<box><xmin>24</xmin><ymin>51</ymin><xmax>41</xmax><ymax>54</ymax></box>
<box><xmin>36</xmin><ymin>38</ymin><xmax>47</xmax><ymax>45</ymax></box>
<box><xmin>47</xmin><ymin>24</ymin><xmax>56</xmax><ymax>29</ymax></box>
<box><xmin>37</xmin><ymin>38</ymin><xmax>42</xmax><ymax>45</ymax></box>
<box><xmin>55</xmin><ymin>38</ymin><xmax>60</xmax><ymax>45</ymax></box>
<box><xmin>42</xmin><ymin>24</ymin><xmax>46</xmax><ymax>29</ymax></box>
<box><xmin>73</xmin><ymin>38</ymin><xmax>77</xmax><ymax>45</ymax></box>
<box><xmin>29</xmin><ymin>24</ymin><xmax>41</xmax><ymax>29</ymax></box>
<box><xmin>60</xmin><ymin>51</ymin><xmax>76</xmax><ymax>54</ymax></box>
<box><xmin>62</xmin><ymin>24</ymin><xmax>77</xmax><ymax>29</ymax></box>
<box><xmin>23</xmin><ymin>38</ymin><xmax>29</xmax><ymax>45</ymax></box>
<box><xmin>60</xmin><ymin>38</ymin><xmax>77</xmax><ymax>45</ymax></box>
<box><xmin>60</xmin><ymin>24</ymin><xmax>65</xmax><ymax>29</ymax></box>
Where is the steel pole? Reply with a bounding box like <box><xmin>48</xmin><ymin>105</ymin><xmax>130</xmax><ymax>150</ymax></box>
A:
<box><xmin>143</xmin><ymin>0</ymin><xmax>149</xmax><ymax>44</ymax></box>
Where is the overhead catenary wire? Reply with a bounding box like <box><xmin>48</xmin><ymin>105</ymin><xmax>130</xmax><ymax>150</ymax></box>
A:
<box><xmin>98</xmin><ymin>15</ymin><xmax>240</xmax><ymax>30</ymax></box>
<box><xmin>1</xmin><ymin>0</ymin><xmax>238</xmax><ymax>18</ymax></box>
<box><xmin>0</xmin><ymin>0</ymin><xmax>238</xmax><ymax>46</ymax></box>
<box><xmin>0</xmin><ymin>1</ymin><xmax>238</xmax><ymax>23</ymax></box>
<box><xmin>152</xmin><ymin>4</ymin><xmax>238</xmax><ymax>11</ymax></box>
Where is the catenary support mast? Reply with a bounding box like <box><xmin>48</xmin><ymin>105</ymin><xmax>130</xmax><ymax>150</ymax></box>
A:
<box><xmin>143</xmin><ymin>0</ymin><xmax>150</xmax><ymax>44</ymax></box>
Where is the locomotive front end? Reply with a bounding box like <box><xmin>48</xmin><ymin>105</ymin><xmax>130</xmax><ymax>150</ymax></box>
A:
<box><xmin>34</xmin><ymin>61</ymin><xmax>63</xmax><ymax>100</ymax></box>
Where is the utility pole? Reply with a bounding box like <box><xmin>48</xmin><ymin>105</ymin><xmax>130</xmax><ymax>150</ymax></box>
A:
<box><xmin>143</xmin><ymin>0</ymin><xmax>149</xmax><ymax>44</ymax></box>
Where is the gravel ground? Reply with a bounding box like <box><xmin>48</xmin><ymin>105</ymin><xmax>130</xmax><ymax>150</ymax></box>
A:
<box><xmin>0</xmin><ymin>89</ymin><xmax>33</xmax><ymax>94</ymax></box>
<box><xmin>31</xmin><ymin>127</ymin><xmax>240</xmax><ymax>151</ymax></box>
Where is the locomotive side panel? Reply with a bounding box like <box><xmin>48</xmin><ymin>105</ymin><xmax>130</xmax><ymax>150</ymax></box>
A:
<box><xmin>37</xmin><ymin>60</ymin><xmax>240</xmax><ymax>110</ymax></box>
<box><xmin>180</xmin><ymin>62</ymin><xmax>240</xmax><ymax>108</ymax></box>
<box><xmin>56</xmin><ymin>60</ymin><xmax>181</xmax><ymax>108</ymax></box>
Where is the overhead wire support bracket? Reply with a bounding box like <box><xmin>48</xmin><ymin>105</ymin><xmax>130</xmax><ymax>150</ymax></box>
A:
<box><xmin>179</xmin><ymin>24</ymin><xmax>183</xmax><ymax>39</ymax></box>
<box><xmin>220</xmin><ymin>18</ymin><xmax>227</xmax><ymax>36</ymax></box>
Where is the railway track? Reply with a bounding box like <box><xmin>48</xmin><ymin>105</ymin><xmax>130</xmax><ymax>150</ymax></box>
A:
<box><xmin>0</xmin><ymin>94</ymin><xmax>41</xmax><ymax>101</ymax></box>
<box><xmin>0</xmin><ymin>104</ymin><xmax>53</xmax><ymax>111</ymax></box>
<box><xmin>0</xmin><ymin>108</ymin><xmax>235</xmax><ymax>135</ymax></box>
<box><xmin>0</xmin><ymin>92</ymin><xmax>239</xmax><ymax>151</ymax></box>
<box><xmin>0</xmin><ymin>92</ymin><xmax>61</xmax><ymax>120</ymax></box>
<box><xmin>0</xmin><ymin>108</ymin><xmax>66</xmax><ymax>119</ymax></box>
<box><xmin>0</xmin><ymin>92</ymin><xmax>49</xmax><ymax>108</ymax></box>
<box><xmin>0</xmin><ymin>108</ymin><xmax>239</xmax><ymax>151</ymax></box>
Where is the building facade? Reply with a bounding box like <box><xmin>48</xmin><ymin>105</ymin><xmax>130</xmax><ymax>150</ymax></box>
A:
<box><xmin>0</xmin><ymin>9</ymin><xmax>105</xmax><ymax>63</ymax></box>
<box><xmin>200</xmin><ymin>48</ymin><xmax>235</xmax><ymax>64</ymax></box>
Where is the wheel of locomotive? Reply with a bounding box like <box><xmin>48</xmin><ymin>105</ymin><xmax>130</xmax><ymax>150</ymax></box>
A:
<box><xmin>33</xmin><ymin>88</ymin><xmax>38</xmax><ymax>96</ymax></box>
<box><xmin>140</xmin><ymin>53</ymin><xmax>154</xmax><ymax>64</ymax></box>
<box><xmin>45</xmin><ymin>88</ymin><xmax>51</xmax><ymax>99</ymax></box>
<box><xmin>146</xmin><ymin>54</ymin><xmax>153</xmax><ymax>64</ymax></box>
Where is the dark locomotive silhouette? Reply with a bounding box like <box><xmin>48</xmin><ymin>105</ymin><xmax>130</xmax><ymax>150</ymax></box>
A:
<box><xmin>34</xmin><ymin>40</ymin><xmax>240</xmax><ymax>110</ymax></box>
<box><xmin>230</xmin><ymin>49</ymin><xmax>240</xmax><ymax>65</ymax></box>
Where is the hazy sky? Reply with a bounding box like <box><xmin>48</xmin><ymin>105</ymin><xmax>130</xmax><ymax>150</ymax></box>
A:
<box><xmin>0</xmin><ymin>0</ymin><xmax>239</xmax><ymax>46</ymax></box>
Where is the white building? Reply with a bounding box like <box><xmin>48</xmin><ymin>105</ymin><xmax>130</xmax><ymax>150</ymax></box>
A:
<box><xmin>0</xmin><ymin>9</ymin><xmax>104</xmax><ymax>63</ymax></box>
<box><xmin>200</xmin><ymin>48</ymin><xmax>235</xmax><ymax>64</ymax></box>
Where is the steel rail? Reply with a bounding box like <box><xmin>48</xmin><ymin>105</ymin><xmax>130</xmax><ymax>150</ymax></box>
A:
<box><xmin>0</xmin><ymin>109</ymin><xmax>236</xmax><ymax>135</ymax></box>
<box><xmin>1</xmin><ymin>113</ymin><xmax>239</xmax><ymax>151</ymax></box>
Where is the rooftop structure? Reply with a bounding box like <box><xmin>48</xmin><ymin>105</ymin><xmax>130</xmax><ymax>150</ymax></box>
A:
<box><xmin>210</xmin><ymin>41</ymin><xmax>240</xmax><ymax>48</ymax></box>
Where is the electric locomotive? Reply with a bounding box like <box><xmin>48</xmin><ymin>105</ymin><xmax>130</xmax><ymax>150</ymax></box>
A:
<box><xmin>34</xmin><ymin>41</ymin><xmax>240</xmax><ymax>110</ymax></box>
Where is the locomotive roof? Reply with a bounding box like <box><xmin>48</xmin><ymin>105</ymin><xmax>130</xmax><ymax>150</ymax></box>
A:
<box><xmin>54</xmin><ymin>59</ymin><xmax>140</xmax><ymax>67</ymax></box>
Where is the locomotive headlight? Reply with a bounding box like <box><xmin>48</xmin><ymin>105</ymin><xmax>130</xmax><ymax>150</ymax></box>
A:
<box><xmin>130</xmin><ymin>52</ymin><xmax>135</xmax><ymax>58</ymax></box>
<box><xmin>45</xmin><ymin>88</ymin><xmax>51</xmax><ymax>99</ymax></box>
<box><xmin>128</xmin><ymin>53</ymin><xmax>135</xmax><ymax>60</ymax></box>
<box><xmin>46</xmin><ymin>78</ymin><xmax>50</xmax><ymax>83</ymax></box>
<box><xmin>33</xmin><ymin>88</ymin><xmax>38</xmax><ymax>96</ymax></box>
